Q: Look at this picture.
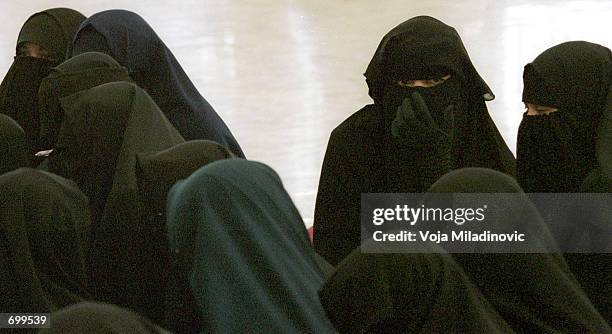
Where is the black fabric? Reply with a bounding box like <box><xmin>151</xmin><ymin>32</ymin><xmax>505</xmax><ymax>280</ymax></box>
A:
<box><xmin>319</xmin><ymin>241</ymin><xmax>513</xmax><ymax>333</ymax></box>
<box><xmin>68</xmin><ymin>9</ymin><xmax>245</xmax><ymax>158</ymax></box>
<box><xmin>38</xmin><ymin>52</ymin><xmax>133</xmax><ymax>149</ymax></box>
<box><xmin>0</xmin><ymin>114</ymin><xmax>30</xmax><ymax>174</ymax></box>
<box><xmin>0</xmin><ymin>8</ymin><xmax>85</xmax><ymax>160</ymax></box>
<box><xmin>425</xmin><ymin>168</ymin><xmax>610</xmax><ymax>333</ymax></box>
<box><xmin>48</xmin><ymin>82</ymin><xmax>184</xmax><ymax>314</ymax></box>
<box><xmin>516</xmin><ymin>41</ymin><xmax>612</xmax><ymax>323</ymax></box>
<box><xmin>0</xmin><ymin>168</ymin><xmax>90</xmax><ymax>315</ymax></box>
<box><xmin>313</xmin><ymin>16</ymin><xmax>516</xmax><ymax>265</ymax></box>
<box><xmin>133</xmin><ymin>140</ymin><xmax>234</xmax><ymax>323</ymax></box>
<box><xmin>0</xmin><ymin>56</ymin><xmax>54</xmax><ymax>157</ymax></box>
<box><xmin>16</xmin><ymin>8</ymin><xmax>85</xmax><ymax>61</ymax></box>
<box><xmin>166</xmin><ymin>159</ymin><xmax>335</xmax><ymax>333</ymax></box>
<box><xmin>518</xmin><ymin>41</ymin><xmax>611</xmax><ymax>193</ymax></box>
<box><xmin>39</xmin><ymin>302</ymin><xmax>171</xmax><ymax>334</ymax></box>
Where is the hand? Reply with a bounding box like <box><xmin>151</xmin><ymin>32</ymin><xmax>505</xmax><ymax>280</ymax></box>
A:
<box><xmin>391</xmin><ymin>92</ymin><xmax>454</xmax><ymax>145</ymax></box>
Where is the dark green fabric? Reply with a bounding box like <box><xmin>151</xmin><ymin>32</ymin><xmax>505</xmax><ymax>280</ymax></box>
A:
<box><xmin>133</xmin><ymin>140</ymin><xmax>234</xmax><ymax>323</ymax></box>
<box><xmin>320</xmin><ymin>241</ymin><xmax>513</xmax><ymax>333</ymax></box>
<box><xmin>17</xmin><ymin>8</ymin><xmax>86</xmax><ymax>61</ymax></box>
<box><xmin>48</xmin><ymin>81</ymin><xmax>184</xmax><ymax>313</ymax></box>
<box><xmin>0</xmin><ymin>168</ymin><xmax>90</xmax><ymax>314</ymax></box>
<box><xmin>0</xmin><ymin>114</ymin><xmax>30</xmax><ymax>174</ymax></box>
<box><xmin>425</xmin><ymin>168</ymin><xmax>611</xmax><ymax>333</ymax></box>
<box><xmin>38</xmin><ymin>52</ymin><xmax>133</xmax><ymax>148</ymax></box>
<box><xmin>39</xmin><ymin>302</ymin><xmax>171</xmax><ymax>334</ymax></box>
<box><xmin>166</xmin><ymin>159</ymin><xmax>335</xmax><ymax>333</ymax></box>
<box><xmin>314</xmin><ymin>16</ymin><xmax>516</xmax><ymax>266</ymax></box>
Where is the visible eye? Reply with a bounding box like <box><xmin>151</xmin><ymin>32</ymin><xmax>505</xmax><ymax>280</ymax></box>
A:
<box><xmin>397</xmin><ymin>74</ymin><xmax>451</xmax><ymax>88</ymax></box>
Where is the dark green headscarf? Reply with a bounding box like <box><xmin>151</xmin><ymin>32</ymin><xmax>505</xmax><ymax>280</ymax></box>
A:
<box><xmin>166</xmin><ymin>159</ymin><xmax>335</xmax><ymax>333</ymax></box>
<box><xmin>48</xmin><ymin>81</ymin><xmax>184</xmax><ymax>313</ymax></box>
<box><xmin>38</xmin><ymin>52</ymin><xmax>132</xmax><ymax>148</ymax></box>
<box><xmin>0</xmin><ymin>168</ymin><xmax>90</xmax><ymax>314</ymax></box>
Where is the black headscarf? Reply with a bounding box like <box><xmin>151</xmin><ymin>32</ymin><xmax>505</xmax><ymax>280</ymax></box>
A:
<box><xmin>48</xmin><ymin>82</ymin><xmax>184</xmax><ymax>313</ymax></box>
<box><xmin>0</xmin><ymin>8</ymin><xmax>86</xmax><ymax>157</ymax></box>
<box><xmin>313</xmin><ymin>16</ymin><xmax>515</xmax><ymax>265</ymax></box>
<box><xmin>0</xmin><ymin>114</ymin><xmax>30</xmax><ymax>174</ymax></box>
<box><xmin>38</xmin><ymin>52</ymin><xmax>132</xmax><ymax>149</ymax></box>
<box><xmin>166</xmin><ymin>159</ymin><xmax>335</xmax><ymax>333</ymax></box>
<box><xmin>68</xmin><ymin>10</ymin><xmax>245</xmax><ymax>158</ymax></box>
<box><xmin>0</xmin><ymin>168</ymin><xmax>90</xmax><ymax>314</ymax></box>
<box><xmin>425</xmin><ymin>168</ymin><xmax>610</xmax><ymax>332</ymax></box>
<box><xmin>517</xmin><ymin>41</ymin><xmax>612</xmax><ymax>193</ymax></box>
<box><xmin>39</xmin><ymin>302</ymin><xmax>171</xmax><ymax>334</ymax></box>
<box><xmin>133</xmin><ymin>140</ymin><xmax>234</xmax><ymax>323</ymax></box>
<box><xmin>319</xmin><ymin>241</ymin><xmax>513</xmax><ymax>333</ymax></box>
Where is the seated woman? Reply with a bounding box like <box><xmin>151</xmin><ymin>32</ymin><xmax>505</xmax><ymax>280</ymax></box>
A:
<box><xmin>47</xmin><ymin>82</ymin><xmax>184</xmax><ymax>314</ymax></box>
<box><xmin>165</xmin><ymin>159</ymin><xmax>335</xmax><ymax>333</ymax></box>
<box><xmin>0</xmin><ymin>8</ymin><xmax>85</xmax><ymax>158</ymax></box>
<box><xmin>313</xmin><ymin>16</ymin><xmax>515</xmax><ymax>265</ymax></box>
<box><xmin>68</xmin><ymin>10</ymin><xmax>245</xmax><ymax>158</ymax></box>
<box><xmin>516</xmin><ymin>41</ymin><xmax>612</xmax><ymax>322</ymax></box>
<box><xmin>0</xmin><ymin>168</ymin><xmax>91</xmax><ymax>313</ymax></box>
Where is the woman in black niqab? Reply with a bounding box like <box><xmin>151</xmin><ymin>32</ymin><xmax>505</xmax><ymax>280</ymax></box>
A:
<box><xmin>517</xmin><ymin>41</ymin><xmax>612</xmax><ymax>323</ymax></box>
<box><xmin>48</xmin><ymin>81</ymin><xmax>184</xmax><ymax>314</ymax></box>
<box><xmin>68</xmin><ymin>9</ymin><xmax>245</xmax><ymax>158</ymax></box>
<box><xmin>0</xmin><ymin>8</ymin><xmax>85</xmax><ymax>158</ymax></box>
<box><xmin>313</xmin><ymin>16</ymin><xmax>515</xmax><ymax>265</ymax></box>
<box><xmin>0</xmin><ymin>168</ymin><xmax>91</xmax><ymax>315</ymax></box>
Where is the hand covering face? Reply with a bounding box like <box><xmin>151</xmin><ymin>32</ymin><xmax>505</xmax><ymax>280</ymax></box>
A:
<box><xmin>313</xmin><ymin>16</ymin><xmax>516</xmax><ymax>265</ymax></box>
<box><xmin>166</xmin><ymin>159</ymin><xmax>335</xmax><ymax>333</ymax></box>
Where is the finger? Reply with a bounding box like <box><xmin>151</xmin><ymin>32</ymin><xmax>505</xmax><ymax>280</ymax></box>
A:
<box><xmin>411</xmin><ymin>92</ymin><xmax>435</xmax><ymax>127</ymax></box>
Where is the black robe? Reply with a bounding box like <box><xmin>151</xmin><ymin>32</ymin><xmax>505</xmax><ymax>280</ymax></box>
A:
<box><xmin>517</xmin><ymin>41</ymin><xmax>612</xmax><ymax>322</ymax></box>
<box><xmin>425</xmin><ymin>168</ymin><xmax>611</xmax><ymax>332</ymax></box>
<box><xmin>0</xmin><ymin>114</ymin><xmax>30</xmax><ymax>174</ymax></box>
<box><xmin>48</xmin><ymin>82</ymin><xmax>184</xmax><ymax>314</ymax></box>
<box><xmin>0</xmin><ymin>168</ymin><xmax>90</xmax><ymax>315</ymax></box>
<box><xmin>134</xmin><ymin>140</ymin><xmax>234</xmax><ymax>323</ymax></box>
<box><xmin>0</xmin><ymin>8</ymin><xmax>85</xmax><ymax>157</ymax></box>
<box><xmin>68</xmin><ymin>9</ymin><xmax>245</xmax><ymax>158</ymax></box>
<box><xmin>313</xmin><ymin>16</ymin><xmax>516</xmax><ymax>265</ymax></box>
<box><xmin>38</xmin><ymin>51</ymin><xmax>133</xmax><ymax>149</ymax></box>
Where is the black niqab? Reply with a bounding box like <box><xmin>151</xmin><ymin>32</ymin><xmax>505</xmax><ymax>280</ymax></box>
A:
<box><xmin>68</xmin><ymin>10</ymin><xmax>245</xmax><ymax>158</ymax></box>
<box><xmin>313</xmin><ymin>16</ymin><xmax>516</xmax><ymax>265</ymax></box>
<box><xmin>0</xmin><ymin>8</ymin><xmax>85</xmax><ymax>157</ymax></box>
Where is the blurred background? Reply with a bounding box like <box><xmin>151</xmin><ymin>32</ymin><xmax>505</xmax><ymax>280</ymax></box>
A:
<box><xmin>1</xmin><ymin>0</ymin><xmax>610</xmax><ymax>226</ymax></box>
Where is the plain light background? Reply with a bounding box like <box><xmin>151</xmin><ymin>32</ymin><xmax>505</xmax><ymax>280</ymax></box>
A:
<box><xmin>1</xmin><ymin>0</ymin><xmax>610</xmax><ymax>226</ymax></box>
